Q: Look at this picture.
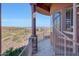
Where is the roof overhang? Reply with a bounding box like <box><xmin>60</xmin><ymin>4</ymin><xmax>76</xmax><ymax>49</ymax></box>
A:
<box><xmin>36</xmin><ymin>3</ymin><xmax>51</xmax><ymax>16</ymax></box>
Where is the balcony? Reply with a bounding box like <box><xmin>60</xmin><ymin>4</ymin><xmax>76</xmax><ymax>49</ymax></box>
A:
<box><xmin>19</xmin><ymin>36</ymin><xmax>54</xmax><ymax>56</ymax></box>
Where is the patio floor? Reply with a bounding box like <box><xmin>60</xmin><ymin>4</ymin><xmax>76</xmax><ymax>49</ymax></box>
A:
<box><xmin>33</xmin><ymin>38</ymin><xmax>54</xmax><ymax>56</ymax></box>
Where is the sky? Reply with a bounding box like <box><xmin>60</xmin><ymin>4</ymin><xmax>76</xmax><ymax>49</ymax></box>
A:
<box><xmin>2</xmin><ymin>3</ymin><xmax>51</xmax><ymax>27</ymax></box>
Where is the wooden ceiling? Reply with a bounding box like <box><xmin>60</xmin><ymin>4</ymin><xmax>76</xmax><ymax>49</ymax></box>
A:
<box><xmin>36</xmin><ymin>3</ymin><xmax>51</xmax><ymax>16</ymax></box>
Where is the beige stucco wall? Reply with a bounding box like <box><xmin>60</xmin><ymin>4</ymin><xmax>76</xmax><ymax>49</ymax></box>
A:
<box><xmin>50</xmin><ymin>3</ymin><xmax>72</xmax><ymax>31</ymax></box>
<box><xmin>50</xmin><ymin>3</ymin><xmax>73</xmax><ymax>46</ymax></box>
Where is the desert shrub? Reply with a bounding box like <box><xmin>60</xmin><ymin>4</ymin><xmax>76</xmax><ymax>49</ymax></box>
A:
<box><xmin>2</xmin><ymin>47</ymin><xmax>23</xmax><ymax>56</ymax></box>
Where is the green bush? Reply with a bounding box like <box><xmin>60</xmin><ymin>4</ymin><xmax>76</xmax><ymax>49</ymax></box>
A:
<box><xmin>2</xmin><ymin>47</ymin><xmax>23</xmax><ymax>56</ymax></box>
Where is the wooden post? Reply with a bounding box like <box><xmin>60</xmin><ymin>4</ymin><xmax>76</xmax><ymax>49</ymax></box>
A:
<box><xmin>73</xmin><ymin>3</ymin><xmax>76</xmax><ymax>55</ymax></box>
<box><xmin>31</xmin><ymin>4</ymin><xmax>36</xmax><ymax>36</ymax></box>
<box><xmin>29</xmin><ymin>4</ymin><xmax>38</xmax><ymax>55</ymax></box>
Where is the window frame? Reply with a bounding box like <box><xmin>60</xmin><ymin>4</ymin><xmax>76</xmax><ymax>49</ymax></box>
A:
<box><xmin>53</xmin><ymin>10</ymin><xmax>62</xmax><ymax>31</ymax></box>
<box><xmin>64</xmin><ymin>7</ymin><xmax>73</xmax><ymax>35</ymax></box>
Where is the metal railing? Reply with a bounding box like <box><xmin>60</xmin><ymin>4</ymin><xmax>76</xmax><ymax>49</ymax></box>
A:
<box><xmin>19</xmin><ymin>37</ymin><xmax>37</xmax><ymax>56</ymax></box>
<box><xmin>52</xmin><ymin>27</ymin><xmax>79</xmax><ymax>56</ymax></box>
<box><xmin>18</xmin><ymin>39</ymin><xmax>32</xmax><ymax>56</ymax></box>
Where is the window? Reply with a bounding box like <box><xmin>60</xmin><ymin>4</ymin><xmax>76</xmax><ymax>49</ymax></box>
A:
<box><xmin>54</xmin><ymin>11</ymin><xmax>61</xmax><ymax>31</ymax></box>
<box><xmin>65</xmin><ymin>8</ymin><xmax>73</xmax><ymax>32</ymax></box>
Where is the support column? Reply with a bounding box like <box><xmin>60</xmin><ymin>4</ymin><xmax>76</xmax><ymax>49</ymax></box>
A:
<box><xmin>30</xmin><ymin>4</ymin><xmax>38</xmax><ymax>54</ymax></box>
<box><xmin>73</xmin><ymin>3</ymin><xmax>77</xmax><ymax>55</ymax></box>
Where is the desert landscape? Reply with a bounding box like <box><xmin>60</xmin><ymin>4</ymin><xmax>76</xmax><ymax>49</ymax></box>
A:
<box><xmin>1</xmin><ymin>26</ymin><xmax>50</xmax><ymax>55</ymax></box>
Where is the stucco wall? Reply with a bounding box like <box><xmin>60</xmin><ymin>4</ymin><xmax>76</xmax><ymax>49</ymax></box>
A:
<box><xmin>50</xmin><ymin>3</ymin><xmax>72</xmax><ymax>31</ymax></box>
<box><xmin>50</xmin><ymin>4</ymin><xmax>73</xmax><ymax>50</ymax></box>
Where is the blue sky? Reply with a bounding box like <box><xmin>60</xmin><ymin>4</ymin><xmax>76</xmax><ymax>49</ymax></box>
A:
<box><xmin>2</xmin><ymin>3</ymin><xmax>50</xmax><ymax>27</ymax></box>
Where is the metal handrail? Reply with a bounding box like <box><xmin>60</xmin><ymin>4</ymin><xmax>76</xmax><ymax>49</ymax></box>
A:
<box><xmin>54</xmin><ymin>27</ymin><xmax>79</xmax><ymax>46</ymax></box>
<box><xmin>53</xmin><ymin>27</ymin><xmax>79</xmax><ymax>55</ymax></box>
<box><xmin>18</xmin><ymin>37</ymin><xmax>37</xmax><ymax>56</ymax></box>
<box><xmin>18</xmin><ymin>45</ymin><xmax>28</xmax><ymax>56</ymax></box>
<box><xmin>19</xmin><ymin>41</ymin><xmax>32</xmax><ymax>56</ymax></box>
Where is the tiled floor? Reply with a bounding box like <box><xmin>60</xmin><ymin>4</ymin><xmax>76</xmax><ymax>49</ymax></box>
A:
<box><xmin>33</xmin><ymin>39</ymin><xmax>54</xmax><ymax>56</ymax></box>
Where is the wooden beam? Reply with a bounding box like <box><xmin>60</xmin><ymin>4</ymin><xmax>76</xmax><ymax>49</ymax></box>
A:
<box><xmin>37</xmin><ymin>3</ymin><xmax>50</xmax><ymax>12</ymax></box>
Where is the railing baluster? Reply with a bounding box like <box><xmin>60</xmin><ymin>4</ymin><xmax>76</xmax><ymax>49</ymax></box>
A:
<box><xmin>53</xmin><ymin>27</ymin><xmax>79</xmax><ymax>56</ymax></box>
<box><xmin>64</xmin><ymin>38</ymin><xmax>66</xmax><ymax>56</ymax></box>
